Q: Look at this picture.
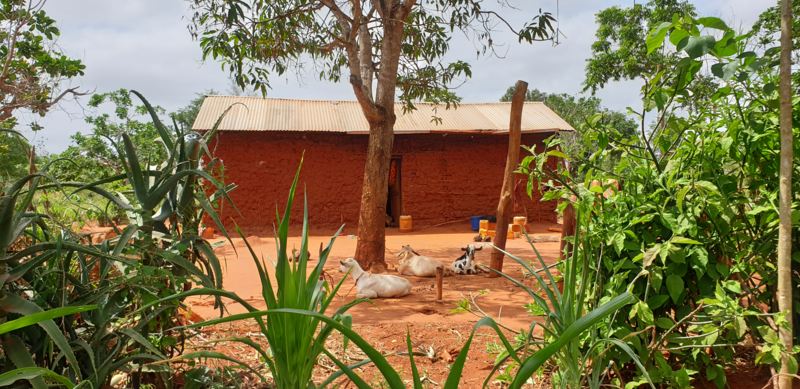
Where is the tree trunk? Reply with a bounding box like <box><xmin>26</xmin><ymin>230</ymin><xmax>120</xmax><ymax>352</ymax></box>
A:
<box><xmin>777</xmin><ymin>0</ymin><xmax>794</xmax><ymax>387</ymax></box>
<box><xmin>489</xmin><ymin>80</ymin><xmax>527</xmax><ymax>277</ymax></box>
<box><xmin>354</xmin><ymin>116</ymin><xmax>395</xmax><ymax>272</ymax></box>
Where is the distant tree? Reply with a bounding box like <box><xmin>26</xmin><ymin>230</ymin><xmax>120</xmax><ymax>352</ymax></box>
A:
<box><xmin>0</xmin><ymin>127</ymin><xmax>28</xmax><ymax>184</ymax></box>
<box><xmin>190</xmin><ymin>0</ymin><xmax>558</xmax><ymax>270</ymax></box>
<box><xmin>0</xmin><ymin>0</ymin><xmax>86</xmax><ymax>123</ymax></box>
<box><xmin>582</xmin><ymin>0</ymin><xmax>695</xmax><ymax>94</ymax></box>
<box><xmin>501</xmin><ymin>86</ymin><xmax>637</xmax><ymax>180</ymax></box>
<box><xmin>171</xmin><ymin>89</ymin><xmax>218</xmax><ymax>130</ymax></box>
<box><xmin>50</xmin><ymin>90</ymin><xmax>169</xmax><ymax>184</ymax></box>
<box><xmin>500</xmin><ymin>86</ymin><xmax>637</xmax><ymax>138</ymax></box>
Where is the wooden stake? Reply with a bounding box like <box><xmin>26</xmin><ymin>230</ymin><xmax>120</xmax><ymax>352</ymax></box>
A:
<box><xmin>436</xmin><ymin>267</ymin><xmax>443</xmax><ymax>302</ymax></box>
<box><xmin>489</xmin><ymin>80</ymin><xmax>527</xmax><ymax>278</ymax></box>
<box><xmin>560</xmin><ymin>202</ymin><xmax>576</xmax><ymax>260</ymax></box>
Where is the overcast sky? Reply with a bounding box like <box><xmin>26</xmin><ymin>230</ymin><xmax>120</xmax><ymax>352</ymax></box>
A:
<box><xmin>21</xmin><ymin>0</ymin><xmax>773</xmax><ymax>154</ymax></box>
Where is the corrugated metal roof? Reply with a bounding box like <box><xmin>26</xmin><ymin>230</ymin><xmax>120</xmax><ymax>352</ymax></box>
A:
<box><xmin>192</xmin><ymin>96</ymin><xmax>574</xmax><ymax>134</ymax></box>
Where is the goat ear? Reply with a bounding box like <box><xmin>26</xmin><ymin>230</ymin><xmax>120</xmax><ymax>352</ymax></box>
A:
<box><xmin>339</xmin><ymin>261</ymin><xmax>346</xmax><ymax>266</ymax></box>
<box><xmin>461</xmin><ymin>247</ymin><xmax>467</xmax><ymax>251</ymax></box>
<box><xmin>395</xmin><ymin>252</ymin><xmax>402</xmax><ymax>258</ymax></box>
<box><xmin>475</xmin><ymin>246</ymin><xmax>483</xmax><ymax>251</ymax></box>
<box><xmin>411</xmin><ymin>249</ymin><xmax>420</xmax><ymax>256</ymax></box>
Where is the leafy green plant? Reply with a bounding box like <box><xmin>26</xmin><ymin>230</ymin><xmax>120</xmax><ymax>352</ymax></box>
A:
<box><xmin>137</xmin><ymin>157</ymin><xmax>361</xmax><ymax>388</ymax></box>
<box><xmin>451</xmin><ymin>209</ymin><xmax>651</xmax><ymax>389</ymax></box>
<box><xmin>521</xmin><ymin>11</ymin><xmax>799</xmax><ymax>388</ymax></box>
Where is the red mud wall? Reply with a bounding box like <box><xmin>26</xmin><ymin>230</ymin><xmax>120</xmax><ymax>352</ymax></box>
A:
<box><xmin>207</xmin><ymin>131</ymin><xmax>558</xmax><ymax>232</ymax></box>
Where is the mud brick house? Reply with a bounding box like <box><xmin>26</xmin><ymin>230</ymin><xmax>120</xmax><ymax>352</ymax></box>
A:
<box><xmin>193</xmin><ymin>96</ymin><xmax>573</xmax><ymax>232</ymax></box>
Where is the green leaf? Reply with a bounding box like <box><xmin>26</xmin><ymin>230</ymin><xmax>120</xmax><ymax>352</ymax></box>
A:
<box><xmin>4</xmin><ymin>336</ymin><xmax>48</xmax><ymax>389</ymax></box>
<box><xmin>0</xmin><ymin>367</ymin><xmax>73</xmax><ymax>388</ymax></box>
<box><xmin>647</xmin><ymin>22</ymin><xmax>673</xmax><ymax>55</ymax></box>
<box><xmin>614</xmin><ymin>233</ymin><xmax>625</xmax><ymax>256</ymax></box>
<box><xmin>681</xmin><ymin>36</ymin><xmax>716</xmax><ymax>59</ymax></box>
<box><xmin>788</xmin><ymin>356</ymin><xmax>798</xmax><ymax>375</ymax></box>
<box><xmin>0</xmin><ymin>305</ymin><xmax>97</xmax><ymax>335</ymax></box>
<box><xmin>706</xmin><ymin>364</ymin><xmax>717</xmax><ymax>381</ymax></box>
<box><xmin>666</xmin><ymin>275</ymin><xmax>684</xmax><ymax>304</ymax></box>
<box><xmin>656</xmin><ymin>317</ymin><xmax>674</xmax><ymax>329</ymax></box>
<box><xmin>669</xmin><ymin>29</ymin><xmax>690</xmax><ymax>47</ymax></box>
<box><xmin>721</xmin><ymin>280</ymin><xmax>741</xmax><ymax>294</ymax></box>
<box><xmin>643</xmin><ymin>245</ymin><xmax>661</xmax><ymax>268</ymax></box>
<box><xmin>676</xmin><ymin>186</ymin><xmax>690</xmax><ymax>213</ymax></box>
<box><xmin>631</xmin><ymin>301</ymin><xmax>654</xmax><ymax>326</ymax></box>
<box><xmin>668</xmin><ymin>246</ymin><xmax>686</xmax><ymax>264</ymax></box>
<box><xmin>711</xmin><ymin>61</ymin><xmax>739</xmax><ymax>81</ymax></box>
<box><xmin>671</xmin><ymin>236</ymin><xmax>702</xmax><ymax>245</ymax></box>
<box><xmin>733</xmin><ymin>317</ymin><xmax>747</xmax><ymax>338</ymax></box>
<box><xmin>406</xmin><ymin>330</ymin><xmax>423</xmax><ymax>389</ymax></box>
<box><xmin>648</xmin><ymin>295</ymin><xmax>669</xmax><ymax>310</ymax></box>
<box><xmin>547</xmin><ymin>150</ymin><xmax>568</xmax><ymax>159</ymax></box>
<box><xmin>697</xmin><ymin>17</ymin><xmax>730</xmax><ymax>31</ymax></box>
<box><xmin>0</xmin><ymin>294</ymin><xmax>83</xmax><ymax>379</ymax></box>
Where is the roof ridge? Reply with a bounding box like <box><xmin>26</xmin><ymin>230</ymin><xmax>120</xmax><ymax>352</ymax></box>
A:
<box><xmin>203</xmin><ymin>95</ymin><xmax>546</xmax><ymax>105</ymax></box>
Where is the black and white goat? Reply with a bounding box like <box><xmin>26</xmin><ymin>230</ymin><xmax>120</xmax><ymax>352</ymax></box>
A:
<box><xmin>451</xmin><ymin>244</ymin><xmax>488</xmax><ymax>275</ymax></box>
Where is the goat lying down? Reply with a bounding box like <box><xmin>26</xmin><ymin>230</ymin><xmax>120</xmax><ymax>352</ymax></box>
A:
<box><xmin>339</xmin><ymin>258</ymin><xmax>412</xmax><ymax>299</ymax></box>
<box><xmin>396</xmin><ymin>245</ymin><xmax>452</xmax><ymax>277</ymax></box>
<box><xmin>452</xmin><ymin>244</ymin><xmax>489</xmax><ymax>275</ymax></box>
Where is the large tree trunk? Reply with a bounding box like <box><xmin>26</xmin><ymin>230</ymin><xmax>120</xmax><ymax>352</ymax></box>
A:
<box><xmin>352</xmin><ymin>1</ymin><xmax>409</xmax><ymax>272</ymax></box>
<box><xmin>354</xmin><ymin>115</ymin><xmax>395</xmax><ymax>272</ymax></box>
<box><xmin>777</xmin><ymin>0</ymin><xmax>794</xmax><ymax>387</ymax></box>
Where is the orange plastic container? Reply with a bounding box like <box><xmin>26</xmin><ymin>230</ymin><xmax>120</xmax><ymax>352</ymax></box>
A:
<box><xmin>479</xmin><ymin>219</ymin><xmax>489</xmax><ymax>230</ymax></box>
<box><xmin>399</xmin><ymin>215</ymin><xmax>413</xmax><ymax>233</ymax></box>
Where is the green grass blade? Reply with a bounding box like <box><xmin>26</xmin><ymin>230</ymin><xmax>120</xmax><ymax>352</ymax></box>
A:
<box><xmin>482</xmin><ymin>245</ymin><xmax>562</xmax><ymax>320</ymax></box>
<box><xmin>407</xmin><ymin>329</ymin><xmax>423</xmax><ymax>389</ymax></box>
<box><xmin>593</xmin><ymin>338</ymin><xmax>656</xmax><ymax>389</ymax></box>
<box><xmin>521</xmin><ymin>229</ymin><xmax>563</xmax><ymax>301</ymax></box>
<box><xmin>509</xmin><ymin>292</ymin><xmax>636</xmax><ymax>389</ymax></box>
<box><xmin>315</xmin><ymin>342</ymin><xmax>373</xmax><ymax>389</ymax></box>
<box><xmin>176</xmin><ymin>308</ymin><xmax>406</xmax><ymax>389</ymax></box>
<box><xmin>0</xmin><ymin>305</ymin><xmax>97</xmax><ymax>335</ymax></box>
<box><xmin>316</xmin><ymin>357</ymin><xmax>375</xmax><ymax>389</ymax></box>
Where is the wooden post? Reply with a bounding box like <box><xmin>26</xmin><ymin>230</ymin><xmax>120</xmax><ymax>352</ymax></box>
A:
<box><xmin>776</xmin><ymin>0</ymin><xmax>794</xmax><ymax>388</ymax></box>
<box><xmin>559</xmin><ymin>202</ymin><xmax>576</xmax><ymax>260</ymax></box>
<box><xmin>489</xmin><ymin>80</ymin><xmax>527</xmax><ymax>278</ymax></box>
<box><xmin>436</xmin><ymin>267</ymin><xmax>443</xmax><ymax>302</ymax></box>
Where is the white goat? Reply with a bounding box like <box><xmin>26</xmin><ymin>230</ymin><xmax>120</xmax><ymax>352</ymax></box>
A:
<box><xmin>338</xmin><ymin>258</ymin><xmax>412</xmax><ymax>299</ymax></box>
<box><xmin>396</xmin><ymin>245</ymin><xmax>452</xmax><ymax>277</ymax></box>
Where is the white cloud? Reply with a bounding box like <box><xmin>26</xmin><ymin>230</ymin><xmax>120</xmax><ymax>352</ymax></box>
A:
<box><xmin>20</xmin><ymin>0</ymin><xmax>773</xmax><ymax>154</ymax></box>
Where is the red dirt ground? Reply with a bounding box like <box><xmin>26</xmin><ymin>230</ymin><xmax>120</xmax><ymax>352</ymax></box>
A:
<box><xmin>189</xmin><ymin>221</ymin><xmax>562</xmax><ymax>331</ymax></box>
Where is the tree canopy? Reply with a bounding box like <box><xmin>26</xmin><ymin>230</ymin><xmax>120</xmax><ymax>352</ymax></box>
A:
<box><xmin>583</xmin><ymin>0</ymin><xmax>695</xmax><ymax>94</ymax></box>
<box><xmin>0</xmin><ymin>0</ymin><xmax>85</xmax><ymax>123</ymax></box>
<box><xmin>189</xmin><ymin>0</ymin><xmax>559</xmax><ymax>268</ymax></box>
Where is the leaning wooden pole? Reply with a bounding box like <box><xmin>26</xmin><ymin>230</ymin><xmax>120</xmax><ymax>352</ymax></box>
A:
<box><xmin>777</xmin><ymin>0</ymin><xmax>794</xmax><ymax>387</ymax></box>
<box><xmin>489</xmin><ymin>80</ymin><xmax>527</xmax><ymax>278</ymax></box>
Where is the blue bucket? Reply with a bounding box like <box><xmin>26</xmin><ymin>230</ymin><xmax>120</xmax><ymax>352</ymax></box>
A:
<box><xmin>470</xmin><ymin>216</ymin><xmax>482</xmax><ymax>231</ymax></box>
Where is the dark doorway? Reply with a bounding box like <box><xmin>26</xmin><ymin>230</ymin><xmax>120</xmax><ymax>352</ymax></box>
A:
<box><xmin>386</xmin><ymin>157</ymin><xmax>402</xmax><ymax>227</ymax></box>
